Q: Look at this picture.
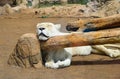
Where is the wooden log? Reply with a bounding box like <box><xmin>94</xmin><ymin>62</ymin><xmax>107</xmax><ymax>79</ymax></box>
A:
<box><xmin>66</xmin><ymin>14</ymin><xmax>120</xmax><ymax>32</ymax></box>
<box><xmin>41</xmin><ymin>29</ymin><xmax>120</xmax><ymax>51</ymax></box>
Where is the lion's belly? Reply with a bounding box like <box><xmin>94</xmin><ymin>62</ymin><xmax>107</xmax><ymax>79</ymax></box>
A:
<box><xmin>65</xmin><ymin>46</ymin><xmax>92</xmax><ymax>56</ymax></box>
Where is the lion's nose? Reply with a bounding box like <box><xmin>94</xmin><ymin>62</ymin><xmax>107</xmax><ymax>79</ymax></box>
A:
<box><xmin>39</xmin><ymin>28</ymin><xmax>45</xmax><ymax>31</ymax></box>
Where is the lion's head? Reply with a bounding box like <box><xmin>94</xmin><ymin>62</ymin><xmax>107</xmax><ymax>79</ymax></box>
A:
<box><xmin>36</xmin><ymin>22</ymin><xmax>61</xmax><ymax>41</ymax></box>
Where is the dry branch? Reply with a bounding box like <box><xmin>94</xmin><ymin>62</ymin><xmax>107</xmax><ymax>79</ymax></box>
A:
<box><xmin>66</xmin><ymin>14</ymin><xmax>120</xmax><ymax>31</ymax></box>
<box><xmin>41</xmin><ymin>29</ymin><xmax>120</xmax><ymax>51</ymax></box>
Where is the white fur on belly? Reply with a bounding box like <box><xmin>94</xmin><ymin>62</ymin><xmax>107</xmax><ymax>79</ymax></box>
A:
<box><xmin>66</xmin><ymin>46</ymin><xmax>92</xmax><ymax>56</ymax></box>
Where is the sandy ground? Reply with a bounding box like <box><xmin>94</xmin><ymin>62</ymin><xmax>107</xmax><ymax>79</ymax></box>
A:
<box><xmin>0</xmin><ymin>13</ymin><xmax>120</xmax><ymax>79</ymax></box>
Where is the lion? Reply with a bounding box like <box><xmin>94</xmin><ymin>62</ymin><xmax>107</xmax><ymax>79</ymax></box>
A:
<box><xmin>36</xmin><ymin>22</ymin><xmax>92</xmax><ymax>69</ymax></box>
<box><xmin>36</xmin><ymin>22</ymin><xmax>120</xmax><ymax>69</ymax></box>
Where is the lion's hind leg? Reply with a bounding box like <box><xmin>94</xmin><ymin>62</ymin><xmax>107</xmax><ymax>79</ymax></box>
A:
<box><xmin>92</xmin><ymin>45</ymin><xmax>120</xmax><ymax>57</ymax></box>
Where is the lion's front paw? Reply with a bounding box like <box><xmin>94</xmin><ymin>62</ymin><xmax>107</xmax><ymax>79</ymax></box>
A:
<box><xmin>62</xmin><ymin>59</ymin><xmax>71</xmax><ymax>66</ymax></box>
<box><xmin>57</xmin><ymin>59</ymin><xmax>71</xmax><ymax>67</ymax></box>
<box><xmin>108</xmin><ymin>49</ymin><xmax>120</xmax><ymax>57</ymax></box>
<box><xmin>45</xmin><ymin>62</ymin><xmax>59</xmax><ymax>69</ymax></box>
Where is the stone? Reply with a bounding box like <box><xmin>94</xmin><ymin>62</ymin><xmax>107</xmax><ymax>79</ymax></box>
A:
<box><xmin>8</xmin><ymin>33</ymin><xmax>43</xmax><ymax>68</ymax></box>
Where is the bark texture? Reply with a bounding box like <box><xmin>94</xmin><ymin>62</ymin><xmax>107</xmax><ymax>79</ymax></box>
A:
<box><xmin>41</xmin><ymin>29</ymin><xmax>120</xmax><ymax>51</ymax></box>
<box><xmin>66</xmin><ymin>14</ymin><xmax>120</xmax><ymax>31</ymax></box>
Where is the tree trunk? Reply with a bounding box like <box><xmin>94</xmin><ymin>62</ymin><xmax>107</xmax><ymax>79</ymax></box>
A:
<box><xmin>66</xmin><ymin>14</ymin><xmax>120</xmax><ymax>32</ymax></box>
<box><xmin>41</xmin><ymin>29</ymin><xmax>120</xmax><ymax>51</ymax></box>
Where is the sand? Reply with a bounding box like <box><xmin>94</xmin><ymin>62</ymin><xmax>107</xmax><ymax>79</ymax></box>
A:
<box><xmin>0</xmin><ymin>13</ymin><xmax>120</xmax><ymax>79</ymax></box>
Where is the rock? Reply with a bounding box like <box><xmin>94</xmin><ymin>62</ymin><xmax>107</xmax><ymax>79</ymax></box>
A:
<box><xmin>3</xmin><ymin>4</ymin><xmax>14</xmax><ymax>14</ymax></box>
<box><xmin>61</xmin><ymin>0</ymin><xmax>68</xmax><ymax>5</ymax></box>
<box><xmin>15</xmin><ymin>0</ymin><xmax>28</xmax><ymax>5</ymax></box>
<box><xmin>32</xmin><ymin>0</ymin><xmax>40</xmax><ymax>8</ymax></box>
<box><xmin>8</xmin><ymin>33</ymin><xmax>43</xmax><ymax>68</ymax></box>
<box><xmin>0</xmin><ymin>0</ymin><xmax>13</xmax><ymax>6</ymax></box>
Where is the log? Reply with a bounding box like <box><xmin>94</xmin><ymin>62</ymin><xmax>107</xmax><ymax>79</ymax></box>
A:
<box><xmin>66</xmin><ymin>14</ymin><xmax>120</xmax><ymax>32</ymax></box>
<box><xmin>41</xmin><ymin>29</ymin><xmax>120</xmax><ymax>51</ymax></box>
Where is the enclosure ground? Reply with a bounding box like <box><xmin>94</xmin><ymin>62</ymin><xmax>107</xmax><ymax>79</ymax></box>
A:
<box><xmin>0</xmin><ymin>13</ymin><xmax>120</xmax><ymax>79</ymax></box>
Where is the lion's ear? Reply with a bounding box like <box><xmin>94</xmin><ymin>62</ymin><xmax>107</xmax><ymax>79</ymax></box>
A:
<box><xmin>54</xmin><ymin>24</ymin><xmax>61</xmax><ymax>30</ymax></box>
<box><xmin>36</xmin><ymin>23</ymin><xmax>40</xmax><ymax>28</ymax></box>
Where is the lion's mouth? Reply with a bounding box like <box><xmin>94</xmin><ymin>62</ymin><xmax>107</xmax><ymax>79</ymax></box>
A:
<box><xmin>38</xmin><ymin>32</ymin><xmax>49</xmax><ymax>38</ymax></box>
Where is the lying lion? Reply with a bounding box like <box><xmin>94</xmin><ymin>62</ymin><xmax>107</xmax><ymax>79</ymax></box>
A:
<box><xmin>36</xmin><ymin>22</ymin><xmax>120</xmax><ymax>69</ymax></box>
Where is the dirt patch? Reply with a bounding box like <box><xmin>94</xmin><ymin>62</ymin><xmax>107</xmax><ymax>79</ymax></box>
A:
<box><xmin>92</xmin><ymin>0</ymin><xmax>120</xmax><ymax>17</ymax></box>
<box><xmin>0</xmin><ymin>13</ymin><xmax>120</xmax><ymax>79</ymax></box>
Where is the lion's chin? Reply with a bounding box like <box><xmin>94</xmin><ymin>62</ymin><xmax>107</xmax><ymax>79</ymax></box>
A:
<box><xmin>39</xmin><ymin>36</ymin><xmax>49</xmax><ymax>41</ymax></box>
